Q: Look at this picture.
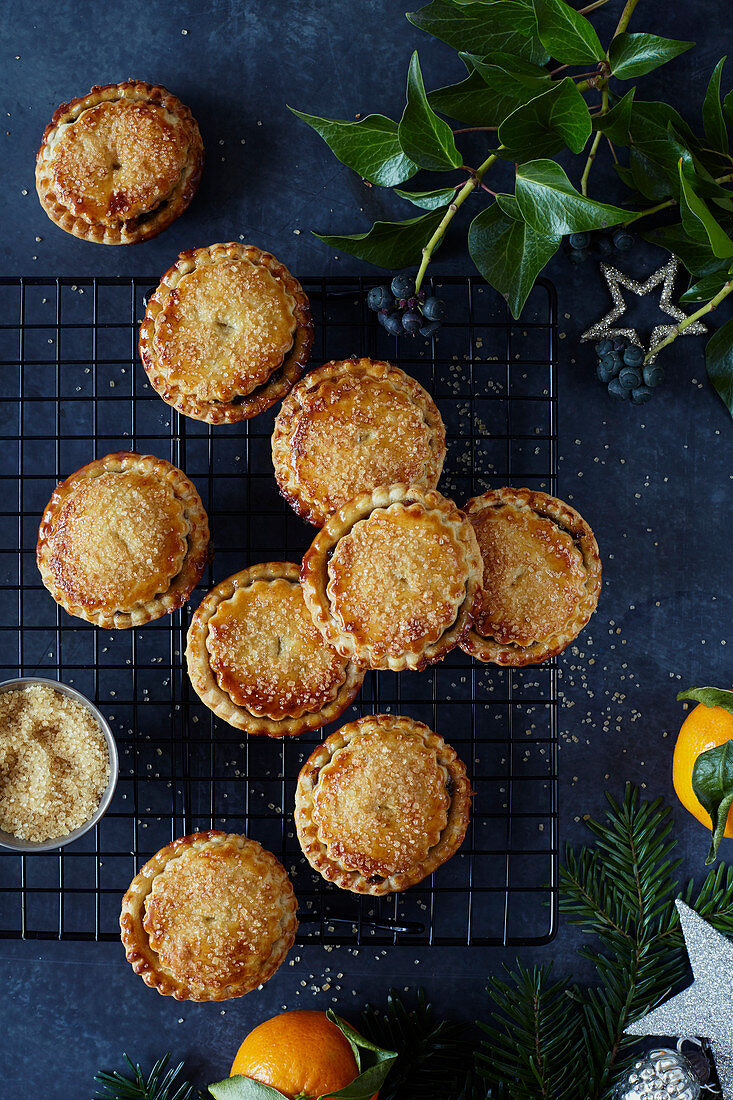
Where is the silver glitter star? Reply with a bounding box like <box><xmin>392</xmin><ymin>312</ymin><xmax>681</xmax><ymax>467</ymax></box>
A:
<box><xmin>580</xmin><ymin>257</ymin><xmax>707</xmax><ymax>363</ymax></box>
<box><xmin>626</xmin><ymin>901</ymin><xmax>733</xmax><ymax>1097</ymax></box>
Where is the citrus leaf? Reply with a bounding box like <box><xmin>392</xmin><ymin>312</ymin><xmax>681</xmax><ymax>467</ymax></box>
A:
<box><xmin>532</xmin><ymin>0</ymin><xmax>604</xmax><ymax>65</ymax></box>
<box><xmin>322</xmin><ymin>1010</ymin><xmax>398</xmax><ymax>1100</ymax></box>
<box><xmin>468</xmin><ymin>198</ymin><xmax>561</xmax><ymax>317</ymax></box>
<box><xmin>608</xmin><ymin>32</ymin><xmax>693</xmax><ymax>80</ymax></box>
<box><xmin>679</xmin><ymin>159</ymin><xmax>733</xmax><ymax>258</ymax></box>
<box><xmin>394</xmin><ymin>184</ymin><xmax>456</xmax><ymax>210</ymax></box>
<box><xmin>691</xmin><ymin>741</ymin><xmax>733</xmax><ymax>864</ymax></box>
<box><xmin>208</xmin><ymin>1077</ymin><xmax>288</xmax><ymax>1100</ymax></box>
<box><xmin>313</xmin><ymin>208</ymin><xmax>446</xmax><ymax>269</ymax></box>
<box><xmin>288</xmin><ymin>110</ymin><xmax>417</xmax><ymax>187</ymax></box>
<box><xmin>399</xmin><ymin>52</ymin><xmax>462</xmax><ymax>171</ymax></box>
<box><xmin>679</xmin><ymin>271</ymin><xmax>731</xmax><ymax>303</ymax></box>
<box><xmin>702</xmin><ymin>57</ymin><xmax>729</xmax><ymax>154</ymax></box>
<box><xmin>515</xmin><ymin>159</ymin><xmax>630</xmax><ymax>234</ymax></box>
<box><xmin>705</xmin><ymin>317</ymin><xmax>733</xmax><ymax>418</ymax></box>
<box><xmin>498</xmin><ymin>78</ymin><xmax>591</xmax><ymax>161</ymax></box>
<box><xmin>408</xmin><ymin>0</ymin><xmax>549</xmax><ymax>62</ymax></box>
<box><xmin>592</xmin><ymin>88</ymin><xmax>635</xmax><ymax>145</ymax></box>
<box><xmin>678</xmin><ymin>687</ymin><xmax>733</xmax><ymax>715</ymax></box>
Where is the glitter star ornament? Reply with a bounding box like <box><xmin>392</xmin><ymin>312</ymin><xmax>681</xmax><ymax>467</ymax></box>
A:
<box><xmin>626</xmin><ymin>901</ymin><xmax>733</xmax><ymax>1097</ymax></box>
<box><xmin>580</xmin><ymin>257</ymin><xmax>707</xmax><ymax>362</ymax></box>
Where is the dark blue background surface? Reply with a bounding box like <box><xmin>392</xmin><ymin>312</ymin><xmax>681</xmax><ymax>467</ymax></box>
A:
<box><xmin>1</xmin><ymin>1</ymin><xmax>732</xmax><ymax>1094</ymax></box>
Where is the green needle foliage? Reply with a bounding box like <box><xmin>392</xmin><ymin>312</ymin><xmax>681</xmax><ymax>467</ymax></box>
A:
<box><xmin>93</xmin><ymin>1053</ymin><xmax>201</xmax><ymax>1100</ymax></box>
<box><xmin>292</xmin><ymin>0</ymin><xmax>733</xmax><ymax>414</ymax></box>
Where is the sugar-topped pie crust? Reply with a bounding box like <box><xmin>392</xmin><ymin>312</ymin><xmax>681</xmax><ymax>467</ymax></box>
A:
<box><xmin>35</xmin><ymin>81</ymin><xmax>203</xmax><ymax>244</ymax></box>
<box><xmin>272</xmin><ymin>358</ymin><xmax>447</xmax><ymax>527</ymax></box>
<box><xmin>139</xmin><ymin>243</ymin><xmax>313</xmax><ymax>424</ymax></box>
<box><xmin>460</xmin><ymin>487</ymin><xmax>602</xmax><ymax>666</ymax></box>
<box><xmin>186</xmin><ymin>562</ymin><xmax>364</xmax><ymax>736</ymax></box>
<box><xmin>295</xmin><ymin>714</ymin><xmax>471</xmax><ymax>895</ymax></box>
<box><xmin>300</xmin><ymin>484</ymin><xmax>482</xmax><ymax>671</ymax></box>
<box><xmin>36</xmin><ymin>451</ymin><xmax>209</xmax><ymax>629</ymax></box>
<box><xmin>120</xmin><ymin>831</ymin><xmax>298</xmax><ymax>1001</ymax></box>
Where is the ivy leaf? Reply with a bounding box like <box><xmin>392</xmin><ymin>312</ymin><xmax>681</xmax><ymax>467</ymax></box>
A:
<box><xmin>313</xmin><ymin>208</ymin><xmax>446</xmax><ymax>268</ymax></box>
<box><xmin>498</xmin><ymin>78</ymin><xmax>591</xmax><ymax>161</ymax></box>
<box><xmin>288</xmin><ymin>110</ymin><xmax>417</xmax><ymax>187</ymax></box>
<box><xmin>407</xmin><ymin>0</ymin><xmax>549</xmax><ymax>63</ymax></box>
<box><xmin>440</xmin><ymin>51</ymin><xmax>551</xmax><ymax>125</ymax></box>
<box><xmin>691</xmin><ymin>741</ymin><xmax>733</xmax><ymax>864</ymax></box>
<box><xmin>532</xmin><ymin>0</ymin><xmax>604</xmax><ymax>65</ymax></box>
<box><xmin>702</xmin><ymin>57</ymin><xmax>729</xmax><ymax>154</ymax></box>
<box><xmin>515</xmin><ymin>159</ymin><xmax>630</xmax><ymax>234</ymax></box>
<box><xmin>678</xmin><ymin>687</ymin><xmax>733</xmax><ymax>715</ymax></box>
<box><xmin>608</xmin><ymin>32</ymin><xmax>693</xmax><ymax>80</ymax></box>
<box><xmin>679</xmin><ymin>159</ymin><xmax>733</xmax><ymax>257</ymax></box>
<box><xmin>428</xmin><ymin>69</ymin><xmax>501</xmax><ymax>126</ymax></box>
<box><xmin>208</xmin><ymin>1077</ymin><xmax>288</xmax><ymax>1100</ymax></box>
<box><xmin>398</xmin><ymin>52</ymin><xmax>462</xmax><ymax>171</ymax></box>
<box><xmin>394</xmin><ymin>184</ymin><xmax>456</xmax><ymax>210</ymax></box>
<box><xmin>592</xmin><ymin>88</ymin><xmax>635</xmax><ymax>145</ymax></box>
<box><xmin>643</xmin><ymin>223</ymin><xmax>723</xmax><ymax>277</ymax></box>
<box><xmin>705</xmin><ymin>316</ymin><xmax>733</xmax><ymax>418</ymax></box>
<box><xmin>468</xmin><ymin>197</ymin><xmax>561</xmax><ymax>317</ymax></box>
<box><xmin>679</xmin><ymin>270</ymin><xmax>731</xmax><ymax>303</ymax></box>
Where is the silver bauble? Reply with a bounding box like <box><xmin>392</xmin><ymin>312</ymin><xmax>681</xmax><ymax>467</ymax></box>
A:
<box><xmin>612</xmin><ymin>1048</ymin><xmax>701</xmax><ymax>1100</ymax></box>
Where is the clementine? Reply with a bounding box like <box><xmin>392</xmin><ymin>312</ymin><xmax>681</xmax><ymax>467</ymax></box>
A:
<box><xmin>672</xmin><ymin>701</ymin><xmax>733</xmax><ymax>837</ymax></box>
<box><xmin>230</xmin><ymin>1009</ymin><xmax>377</xmax><ymax>1100</ymax></box>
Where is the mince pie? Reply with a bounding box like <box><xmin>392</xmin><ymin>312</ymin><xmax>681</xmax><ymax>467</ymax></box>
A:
<box><xmin>120</xmin><ymin>831</ymin><xmax>298</xmax><ymax>1001</ymax></box>
<box><xmin>300</xmin><ymin>484</ymin><xmax>482</xmax><ymax>671</ymax></box>
<box><xmin>139</xmin><ymin>242</ymin><xmax>313</xmax><ymax>424</ymax></box>
<box><xmin>271</xmin><ymin>357</ymin><xmax>446</xmax><ymax>526</ymax></box>
<box><xmin>186</xmin><ymin>562</ymin><xmax>364</xmax><ymax>736</ymax></box>
<box><xmin>36</xmin><ymin>451</ymin><xmax>209</xmax><ymax>629</ymax></box>
<box><xmin>295</xmin><ymin>714</ymin><xmax>471</xmax><ymax>895</ymax></box>
<box><xmin>35</xmin><ymin>80</ymin><xmax>203</xmax><ymax>244</ymax></box>
<box><xmin>461</xmin><ymin>487</ymin><xmax>602</xmax><ymax>666</ymax></box>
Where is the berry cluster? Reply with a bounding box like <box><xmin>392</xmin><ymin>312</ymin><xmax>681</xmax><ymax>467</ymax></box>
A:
<box><xmin>594</xmin><ymin>336</ymin><xmax>665</xmax><ymax>404</ymax></box>
<box><xmin>367</xmin><ymin>274</ymin><xmax>446</xmax><ymax>337</ymax></box>
<box><xmin>566</xmin><ymin>228</ymin><xmax>636</xmax><ymax>265</ymax></box>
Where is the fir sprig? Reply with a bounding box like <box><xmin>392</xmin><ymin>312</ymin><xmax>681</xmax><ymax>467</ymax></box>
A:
<box><xmin>93</xmin><ymin>1053</ymin><xmax>200</xmax><ymax>1100</ymax></box>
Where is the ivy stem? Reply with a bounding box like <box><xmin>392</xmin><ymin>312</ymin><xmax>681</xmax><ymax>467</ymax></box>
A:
<box><xmin>452</xmin><ymin>126</ymin><xmax>499</xmax><ymax>134</ymax></box>
<box><xmin>613</xmin><ymin>0</ymin><xmax>640</xmax><ymax>37</ymax></box>
<box><xmin>577</xmin><ymin>0</ymin><xmax>612</xmax><ymax>13</ymax></box>
<box><xmin>622</xmin><ymin>172</ymin><xmax>733</xmax><ymax>226</ymax></box>
<box><xmin>580</xmin><ymin>84</ymin><xmax>608</xmax><ymax>196</ymax></box>
<box><xmin>644</xmin><ymin>280</ymin><xmax>733</xmax><ymax>362</ymax></box>
<box><xmin>414</xmin><ymin>152</ymin><xmax>499</xmax><ymax>293</ymax></box>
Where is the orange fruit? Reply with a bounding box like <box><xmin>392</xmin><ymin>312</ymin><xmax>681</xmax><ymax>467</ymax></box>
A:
<box><xmin>230</xmin><ymin>1009</ymin><xmax>377</xmax><ymax>1100</ymax></box>
<box><xmin>673</xmin><ymin>701</ymin><xmax>733</xmax><ymax>837</ymax></box>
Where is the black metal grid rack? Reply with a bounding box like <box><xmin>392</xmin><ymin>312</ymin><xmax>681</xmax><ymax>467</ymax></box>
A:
<box><xmin>0</xmin><ymin>273</ymin><xmax>558</xmax><ymax>947</ymax></box>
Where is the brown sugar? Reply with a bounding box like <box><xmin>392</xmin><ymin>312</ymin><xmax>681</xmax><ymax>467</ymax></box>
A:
<box><xmin>0</xmin><ymin>684</ymin><xmax>110</xmax><ymax>843</ymax></box>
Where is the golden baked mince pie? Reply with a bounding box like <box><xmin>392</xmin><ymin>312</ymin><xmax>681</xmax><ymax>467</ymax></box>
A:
<box><xmin>139</xmin><ymin>242</ymin><xmax>313</xmax><ymax>424</ymax></box>
<box><xmin>36</xmin><ymin>452</ymin><xmax>209</xmax><ymax>629</ymax></box>
<box><xmin>186</xmin><ymin>562</ymin><xmax>364</xmax><ymax>736</ymax></box>
<box><xmin>35</xmin><ymin>80</ymin><xmax>203</xmax><ymax>244</ymax></box>
<box><xmin>271</xmin><ymin>358</ymin><xmax>447</xmax><ymax>527</ymax></box>
<box><xmin>120</xmin><ymin>831</ymin><xmax>298</xmax><ymax>1001</ymax></box>
<box><xmin>295</xmin><ymin>714</ymin><xmax>472</xmax><ymax>895</ymax></box>
<box><xmin>300</xmin><ymin>484</ymin><xmax>482</xmax><ymax>671</ymax></box>
<box><xmin>461</xmin><ymin>487</ymin><xmax>602</xmax><ymax>666</ymax></box>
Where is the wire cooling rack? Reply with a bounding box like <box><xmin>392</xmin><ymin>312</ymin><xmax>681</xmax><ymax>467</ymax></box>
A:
<box><xmin>0</xmin><ymin>273</ymin><xmax>558</xmax><ymax>946</ymax></box>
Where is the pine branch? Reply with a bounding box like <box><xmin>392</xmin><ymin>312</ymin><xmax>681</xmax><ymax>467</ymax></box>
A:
<box><xmin>93</xmin><ymin>1054</ymin><xmax>199</xmax><ymax>1100</ymax></box>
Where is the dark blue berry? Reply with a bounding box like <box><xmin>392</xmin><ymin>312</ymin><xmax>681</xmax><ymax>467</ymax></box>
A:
<box><xmin>391</xmin><ymin>273</ymin><xmax>416</xmax><ymax>298</ymax></box>
<box><xmin>612</xmin><ymin>337</ymin><xmax>628</xmax><ymax>351</ymax></box>
<box><xmin>367</xmin><ymin>286</ymin><xmax>393</xmax><ymax>311</ymax></box>
<box><xmin>622</xmin><ymin>344</ymin><xmax>644</xmax><ymax>367</ymax></box>
<box><xmin>567</xmin><ymin>248</ymin><xmax>588</xmax><ymax>265</ymax></box>
<box><xmin>643</xmin><ymin>363</ymin><xmax>665</xmax><ymax>388</ymax></box>
<box><xmin>618</xmin><ymin>365</ymin><xmax>642</xmax><ymax>390</ymax></box>
<box><xmin>595</xmin><ymin>339</ymin><xmax>613</xmax><ymax>357</ymax></box>
<box><xmin>608</xmin><ymin>378</ymin><xmax>628</xmax><ymax>400</ymax></box>
<box><xmin>597</xmin><ymin>235</ymin><xmax>614</xmax><ymax>257</ymax></box>
<box><xmin>569</xmin><ymin>232</ymin><xmax>590</xmax><ymax>249</ymax></box>
<box><xmin>419</xmin><ymin>321</ymin><xmax>442</xmax><ymax>339</ymax></box>
<box><xmin>597</xmin><ymin>361</ymin><xmax>617</xmax><ymax>384</ymax></box>
<box><xmin>631</xmin><ymin>385</ymin><xmax>653</xmax><ymax>404</ymax></box>
<box><xmin>600</xmin><ymin>352</ymin><xmax>621</xmax><ymax>376</ymax></box>
<box><xmin>422</xmin><ymin>297</ymin><xmax>446</xmax><ymax>322</ymax></box>
<box><xmin>380</xmin><ymin>311</ymin><xmax>403</xmax><ymax>336</ymax></box>
<box><xmin>613</xmin><ymin>229</ymin><xmax>635</xmax><ymax>251</ymax></box>
<box><xmin>401</xmin><ymin>310</ymin><xmax>423</xmax><ymax>335</ymax></box>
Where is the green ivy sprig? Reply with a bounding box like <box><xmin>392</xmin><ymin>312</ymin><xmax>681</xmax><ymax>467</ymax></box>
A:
<box><xmin>292</xmin><ymin>0</ymin><xmax>733</xmax><ymax>416</ymax></box>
